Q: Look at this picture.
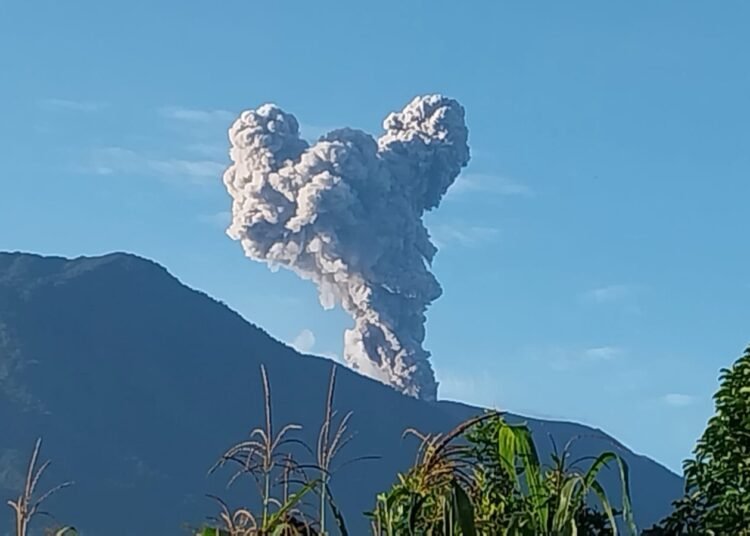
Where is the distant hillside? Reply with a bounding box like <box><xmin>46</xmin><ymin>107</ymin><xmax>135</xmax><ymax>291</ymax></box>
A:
<box><xmin>0</xmin><ymin>251</ymin><xmax>682</xmax><ymax>534</ymax></box>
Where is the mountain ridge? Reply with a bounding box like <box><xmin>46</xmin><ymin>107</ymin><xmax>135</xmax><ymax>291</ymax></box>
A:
<box><xmin>0</xmin><ymin>251</ymin><xmax>682</xmax><ymax>534</ymax></box>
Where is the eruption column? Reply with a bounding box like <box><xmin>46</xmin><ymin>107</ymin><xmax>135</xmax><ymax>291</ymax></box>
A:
<box><xmin>222</xmin><ymin>95</ymin><xmax>470</xmax><ymax>401</ymax></box>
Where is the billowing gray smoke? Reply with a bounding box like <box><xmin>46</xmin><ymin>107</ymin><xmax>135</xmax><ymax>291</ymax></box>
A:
<box><xmin>222</xmin><ymin>95</ymin><xmax>470</xmax><ymax>401</ymax></box>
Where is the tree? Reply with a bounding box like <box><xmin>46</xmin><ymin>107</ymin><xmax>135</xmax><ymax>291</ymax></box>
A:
<box><xmin>649</xmin><ymin>345</ymin><xmax>750</xmax><ymax>535</ymax></box>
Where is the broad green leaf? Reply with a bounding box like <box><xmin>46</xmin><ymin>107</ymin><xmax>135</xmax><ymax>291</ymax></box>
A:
<box><xmin>452</xmin><ymin>481</ymin><xmax>477</xmax><ymax>536</ymax></box>
<box><xmin>264</xmin><ymin>478</ymin><xmax>319</xmax><ymax>531</ymax></box>
<box><xmin>590</xmin><ymin>479</ymin><xmax>618</xmax><ymax>536</ymax></box>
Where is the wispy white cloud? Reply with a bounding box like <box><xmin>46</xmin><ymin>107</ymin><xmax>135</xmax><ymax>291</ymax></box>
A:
<box><xmin>186</xmin><ymin>142</ymin><xmax>227</xmax><ymax>158</ymax></box>
<box><xmin>662</xmin><ymin>393</ymin><xmax>695</xmax><ymax>407</ymax></box>
<box><xmin>439</xmin><ymin>374</ymin><xmax>482</xmax><ymax>402</ymax></box>
<box><xmin>438</xmin><ymin>367</ymin><xmax>574</xmax><ymax>420</ymax></box>
<box><xmin>447</xmin><ymin>173</ymin><xmax>534</xmax><ymax>199</ymax></box>
<box><xmin>430</xmin><ymin>223</ymin><xmax>500</xmax><ymax>248</ymax></box>
<box><xmin>290</xmin><ymin>329</ymin><xmax>342</xmax><ymax>362</ymax></box>
<box><xmin>291</xmin><ymin>328</ymin><xmax>316</xmax><ymax>354</ymax></box>
<box><xmin>85</xmin><ymin>146</ymin><xmax>225</xmax><ymax>183</ymax></box>
<box><xmin>438</xmin><ymin>370</ymin><xmax>502</xmax><ymax>408</ymax></box>
<box><xmin>581</xmin><ymin>284</ymin><xmax>641</xmax><ymax>314</ymax></box>
<box><xmin>584</xmin><ymin>284</ymin><xmax>633</xmax><ymax>304</ymax></box>
<box><xmin>583</xmin><ymin>346</ymin><xmax>625</xmax><ymax>362</ymax></box>
<box><xmin>84</xmin><ymin>147</ymin><xmax>137</xmax><ymax>176</ymax></box>
<box><xmin>149</xmin><ymin>158</ymin><xmax>225</xmax><ymax>180</ymax></box>
<box><xmin>160</xmin><ymin>106</ymin><xmax>334</xmax><ymax>142</ymax></box>
<box><xmin>318</xmin><ymin>351</ymin><xmax>342</xmax><ymax>363</ymax></box>
<box><xmin>158</xmin><ymin>106</ymin><xmax>234</xmax><ymax>124</ymax></box>
<box><xmin>39</xmin><ymin>98</ymin><xmax>108</xmax><ymax>113</ymax></box>
<box><xmin>198</xmin><ymin>211</ymin><xmax>231</xmax><ymax>228</ymax></box>
<box><xmin>525</xmin><ymin>344</ymin><xmax>627</xmax><ymax>371</ymax></box>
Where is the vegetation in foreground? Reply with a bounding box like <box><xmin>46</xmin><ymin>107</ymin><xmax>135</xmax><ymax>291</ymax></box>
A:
<box><xmin>643</xmin><ymin>345</ymin><xmax>750</xmax><ymax>536</ymax></box>
<box><xmin>7</xmin><ymin>346</ymin><xmax>750</xmax><ymax>535</ymax></box>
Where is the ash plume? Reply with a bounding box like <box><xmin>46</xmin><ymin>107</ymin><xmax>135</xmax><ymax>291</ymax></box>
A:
<box><xmin>222</xmin><ymin>95</ymin><xmax>470</xmax><ymax>401</ymax></box>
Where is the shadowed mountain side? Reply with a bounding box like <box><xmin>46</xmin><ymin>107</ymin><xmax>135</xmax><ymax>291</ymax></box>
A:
<box><xmin>0</xmin><ymin>252</ymin><xmax>682</xmax><ymax>534</ymax></box>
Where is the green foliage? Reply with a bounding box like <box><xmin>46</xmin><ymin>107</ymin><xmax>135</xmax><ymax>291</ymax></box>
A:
<box><xmin>201</xmin><ymin>480</ymin><xmax>320</xmax><ymax>535</ymax></box>
<box><xmin>197</xmin><ymin>528</ymin><xmax>228</xmax><ymax>536</ymax></box>
<box><xmin>648</xmin><ymin>345</ymin><xmax>750</xmax><ymax>535</ymax></box>
<box><xmin>367</xmin><ymin>415</ymin><xmax>488</xmax><ymax>535</ymax></box>
<box><xmin>369</xmin><ymin>413</ymin><xmax>635</xmax><ymax>536</ymax></box>
<box><xmin>28</xmin><ymin>350</ymin><xmax>750</xmax><ymax>536</ymax></box>
<box><xmin>478</xmin><ymin>417</ymin><xmax>634</xmax><ymax>535</ymax></box>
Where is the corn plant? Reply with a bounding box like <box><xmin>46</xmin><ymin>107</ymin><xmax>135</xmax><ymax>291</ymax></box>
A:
<box><xmin>7</xmin><ymin>438</ymin><xmax>73</xmax><ymax>536</ymax></box>
<box><xmin>370</xmin><ymin>413</ymin><xmax>636</xmax><ymax>536</ymax></box>
<box><xmin>484</xmin><ymin>418</ymin><xmax>636</xmax><ymax>535</ymax></box>
<box><xmin>314</xmin><ymin>365</ymin><xmax>359</xmax><ymax>536</ymax></box>
<box><xmin>207</xmin><ymin>365</ymin><xmax>318</xmax><ymax>535</ymax></box>
<box><xmin>368</xmin><ymin>413</ymin><xmax>495</xmax><ymax>535</ymax></box>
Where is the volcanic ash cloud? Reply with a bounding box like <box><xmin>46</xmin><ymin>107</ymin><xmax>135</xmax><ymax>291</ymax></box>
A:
<box><xmin>222</xmin><ymin>95</ymin><xmax>470</xmax><ymax>401</ymax></box>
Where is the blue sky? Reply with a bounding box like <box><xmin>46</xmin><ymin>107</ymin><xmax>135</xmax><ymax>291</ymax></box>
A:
<box><xmin>1</xmin><ymin>0</ymin><xmax>749</xmax><ymax>473</ymax></box>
